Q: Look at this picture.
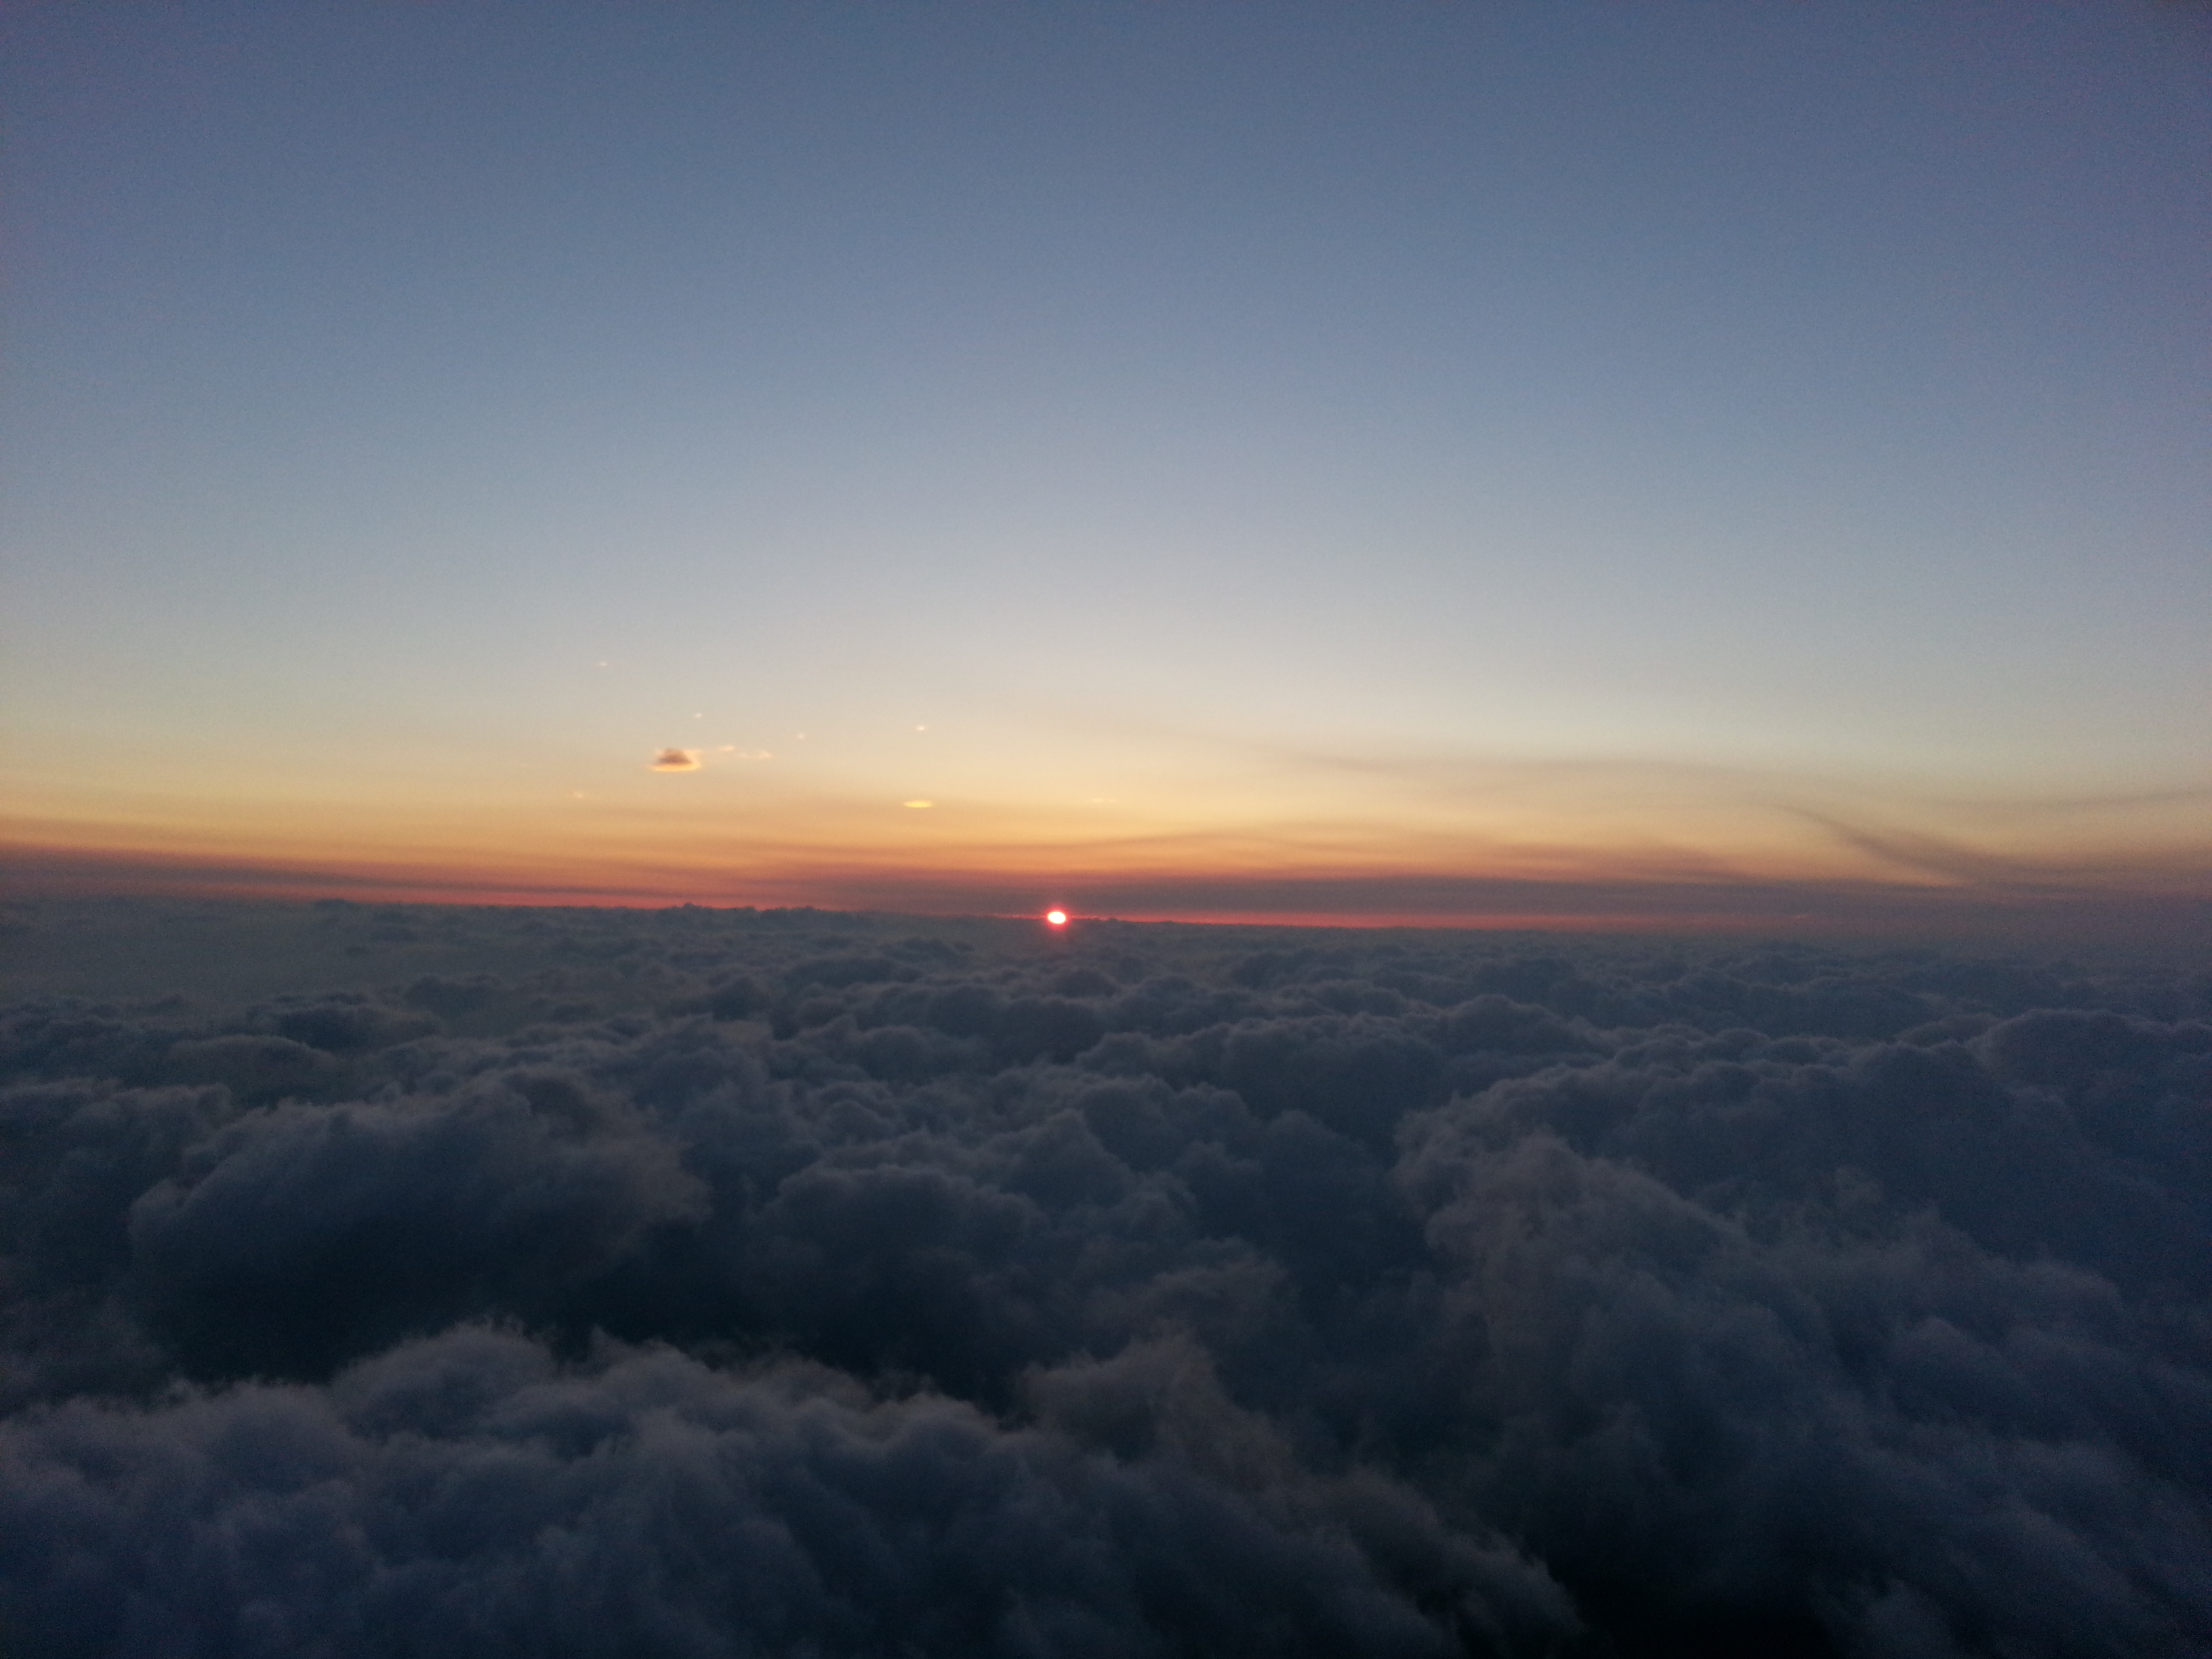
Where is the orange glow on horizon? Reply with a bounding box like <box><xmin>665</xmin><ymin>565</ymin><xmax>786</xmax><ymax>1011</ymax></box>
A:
<box><xmin>5</xmin><ymin>834</ymin><xmax>2206</xmax><ymax>951</ymax></box>
<box><xmin>5</xmin><ymin>749</ymin><xmax>2206</xmax><ymax>950</ymax></box>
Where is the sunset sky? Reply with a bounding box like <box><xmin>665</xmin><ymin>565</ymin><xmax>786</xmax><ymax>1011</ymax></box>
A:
<box><xmin>4</xmin><ymin>1</ymin><xmax>2207</xmax><ymax>935</ymax></box>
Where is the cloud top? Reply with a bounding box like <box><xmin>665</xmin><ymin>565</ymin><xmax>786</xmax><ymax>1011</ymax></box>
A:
<box><xmin>1</xmin><ymin>899</ymin><xmax>2209</xmax><ymax>1655</ymax></box>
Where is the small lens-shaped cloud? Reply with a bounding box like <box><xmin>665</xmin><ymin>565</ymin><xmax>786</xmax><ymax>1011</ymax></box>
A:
<box><xmin>650</xmin><ymin>748</ymin><xmax>703</xmax><ymax>772</ymax></box>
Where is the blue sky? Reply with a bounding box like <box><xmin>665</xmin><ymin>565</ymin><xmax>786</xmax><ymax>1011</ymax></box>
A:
<box><xmin>4</xmin><ymin>1</ymin><xmax>2207</xmax><ymax>924</ymax></box>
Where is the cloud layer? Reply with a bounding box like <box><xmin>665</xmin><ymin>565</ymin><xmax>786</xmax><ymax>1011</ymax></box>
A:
<box><xmin>2</xmin><ymin>899</ymin><xmax>2209</xmax><ymax>1656</ymax></box>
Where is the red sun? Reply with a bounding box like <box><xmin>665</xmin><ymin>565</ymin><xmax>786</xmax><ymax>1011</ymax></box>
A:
<box><xmin>1044</xmin><ymin>909</ymin><xmax>1069</xmax><ymax>927</ymax></box>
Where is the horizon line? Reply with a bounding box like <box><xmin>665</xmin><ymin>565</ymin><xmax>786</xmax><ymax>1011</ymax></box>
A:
<box><xmin>7</xmin><ymin>840</ymin><xmax>2207</xmax><ymax>951</ymax></box>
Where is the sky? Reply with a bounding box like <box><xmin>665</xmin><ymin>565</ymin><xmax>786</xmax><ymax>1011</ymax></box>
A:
<box><xmin>3</xmin><ymin>0</ymin><xmax>2208</xmax><ymax>934</ymax></box>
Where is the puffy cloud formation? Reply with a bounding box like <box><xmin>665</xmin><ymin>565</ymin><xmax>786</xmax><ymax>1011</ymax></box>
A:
<box><xmin>651</xmin><ymin>748</ymin><xmax>703</xmax><ymax>771</ymax></box>
<box><xmin>1</xmin><ymin>1330</ymin><xmax>1568</xmax><ymax>1658</ymax></box>
<box><xmin>1</xmin><ymin>899</ymin><xmax>2209</xmax><ymax>1656</ymax></box>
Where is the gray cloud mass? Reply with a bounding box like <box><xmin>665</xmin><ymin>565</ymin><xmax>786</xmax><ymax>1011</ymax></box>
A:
<box><xmin>1</xmin><ymin>898</ymin><xmax>2208</xmax><ymax>1656</ymax></box>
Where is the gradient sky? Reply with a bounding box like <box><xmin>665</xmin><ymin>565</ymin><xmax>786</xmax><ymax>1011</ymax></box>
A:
<box><xmin>4</xmin><ymin>1</ymin><xmax>2208</xmax><ymax>931</ymax></box>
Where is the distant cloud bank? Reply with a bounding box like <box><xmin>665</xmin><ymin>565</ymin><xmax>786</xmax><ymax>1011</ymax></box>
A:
<box><xmin>3</xmin><ymin>840</ymin><xmax>2205</xmax><ymax>950</ymax></box>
